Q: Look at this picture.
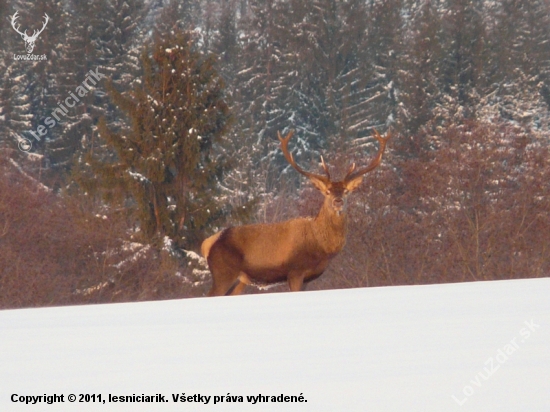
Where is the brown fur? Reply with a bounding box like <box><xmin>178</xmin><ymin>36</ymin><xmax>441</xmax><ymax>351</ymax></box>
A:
<box><xmin>201</xmin><ymin>231</ymin><xmax>222</xmax><ymax>259</ymax></box>
<box><xmin>202</xmin><ymin>130</ymin><xmax>390</xmax><ymax>296</ymax></box>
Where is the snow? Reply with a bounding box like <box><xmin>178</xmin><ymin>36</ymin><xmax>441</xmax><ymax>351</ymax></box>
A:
<box><xmin>7</xmin><ymin>158</ymin><xmax>51</xmax><ymax>193</ymax></box>
<box><xmin>113</xmin><ymin>245</ymin><xmax>151</xmax><ymax>270</ymax></box>
<box><xmin>127</xmin><ymin>170</ymin><xmax>150</xmax><ymax>183</ymax></box>
<box><xmin>1</xmin><ymin>278</ymin><xmax>549</xmax><ymax>411</ymax></box>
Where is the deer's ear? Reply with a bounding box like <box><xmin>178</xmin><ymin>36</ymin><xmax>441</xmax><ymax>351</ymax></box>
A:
<box><xmin>344</xmin><ymin>175</ymin><xmax>363</xmax><ymax>193</ymax></box>
<box><xmin>308</xmin><ymin>176</ymin><xmax>329</xmax><ymax>193</ymax></box>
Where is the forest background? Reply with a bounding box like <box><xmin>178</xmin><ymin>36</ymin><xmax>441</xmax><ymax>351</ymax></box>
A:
<box><xmin>1</xmin><ymin>0</ymin><xmax>549</xmax><ymax>308</ymax></box>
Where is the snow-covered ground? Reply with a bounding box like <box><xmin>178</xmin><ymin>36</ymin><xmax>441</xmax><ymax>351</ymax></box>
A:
<box><xmin>1</xmin><ymin>278</ymin><xmax>549</xmax><ymax>411</ymax></box>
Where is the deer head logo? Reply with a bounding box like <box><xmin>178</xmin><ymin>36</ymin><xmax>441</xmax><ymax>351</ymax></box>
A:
<box><xmin>11</xmin><ymin>11</ymin><xmax>49</xmax><ymax>54</ymax></box>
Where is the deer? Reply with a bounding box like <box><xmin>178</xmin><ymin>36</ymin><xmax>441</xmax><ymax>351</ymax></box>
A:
<box><xmin>202</xmin><ymin>129</ymin><xmax>390</xmax><ymax>296</ymax></box>
<box><xmin>11</xmin><ymin>11</ymin><xmax>49</xmax><ymax>54</ymax></box>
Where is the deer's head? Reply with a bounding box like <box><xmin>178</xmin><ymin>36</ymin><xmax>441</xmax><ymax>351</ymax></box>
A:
<box><xmin>278</xmin><ymin>129</ymin><xmax>390</xmax><ymax>217</ymax></box>
<box><xmin>11</xmin><ymin>12</ymin><xmax>49</xmax><ymax>54</ymax></box>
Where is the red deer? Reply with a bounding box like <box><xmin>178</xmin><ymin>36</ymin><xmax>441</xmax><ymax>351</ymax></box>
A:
<box><xmin>202</xmin><ymin>129</ymin><xmax>390</xmax><ymax>296</ymax></box>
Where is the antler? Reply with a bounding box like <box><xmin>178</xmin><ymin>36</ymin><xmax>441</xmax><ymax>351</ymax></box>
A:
<box><xmin>29</xmin><ymin>13</ymin><xmax>49</xmax><ymax>40</ymax></box>
<box><xmin>11</xmin><ymin>12</ymin><xmax>49</xmax><ymax>40</ymax></box>
<box><xmin>320</xmin><ymin>156</ymin><xmax>331</xmax><ymax>180</ymax></box>
<box><xmin>11</xmin><ymin>12</ymin><xmax>26</xmax><ymax>37</ymax></box>
<box><xmin>343</xmin><ymin>129</ymin><xmax>390</xmax><ymax>183</ymax></box>
<box><xmin>278</xmin><ymin>130</ymin><xmax>330</xmax><ymax>183</ymax></box>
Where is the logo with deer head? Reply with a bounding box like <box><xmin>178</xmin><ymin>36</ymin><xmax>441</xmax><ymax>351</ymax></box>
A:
<box><xmin>11</xmin><ymin>11</ymin><xmax>49</xmax><ymax>54</ymax></box>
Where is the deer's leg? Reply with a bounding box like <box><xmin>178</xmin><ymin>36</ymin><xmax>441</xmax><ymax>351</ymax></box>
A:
<box><xmin>287</xmin><ymin>272</ymin><xmax>305</xmax><ymax>292</ymax></box>
<box><xmin>208</xmin><ymin>271</ymin><xmax>249</xmax><ymax>297</ymax></box>
<box><xmin>208</xmin><ymin>275</ymin><xmax>240</xmax><ymax>296</ymax></box>
<box><xmin>208</xmin><ymin>279</ymin><xmax>233</xmax><ymax>296</ymax></box>
<box><xmin>226</xmin><ymin>273</ymin><xmax>251</xmax><ymax>296</ymax></box>
<box><xmin>226</xmin><ymin>280</ymin><xmax>246</xmax><ymax>295</ymax></box>
<box><xmin>206</xmin><ymin>240</ymin><xmax>244</xmax><ymax>297</ymax></box>
<box><xmin>207</xmin><ymin>264</ymin><xmax>240</xmax><ymax>297</ymax></box>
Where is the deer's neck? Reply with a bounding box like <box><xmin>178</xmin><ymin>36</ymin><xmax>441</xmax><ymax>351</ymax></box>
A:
<box><xmin>312</xmin><ymin>203</ymin><xmax>348</xmax><ymax>255</ymax></box>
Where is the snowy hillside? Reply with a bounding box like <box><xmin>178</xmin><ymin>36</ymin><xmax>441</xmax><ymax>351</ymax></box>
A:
<box><xmin>1</xmin><ymin>278</ymin><xmax>549</xmax><ymax>411</ymax></box>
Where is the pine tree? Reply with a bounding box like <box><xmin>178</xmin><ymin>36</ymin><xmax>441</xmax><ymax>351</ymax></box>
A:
<box><xmin>212</xmin><ymin>0</ymin><xmax>239</xmax><ymax>84</ymax></box>
<box><xmin>397</xmin><ymin>0</ymin><xmax>443</xmax><ymax>154</ymax></box>
<box><xmin>438</xmin><ymin>0</ymin><xmax>488</xmax><ymax>119</ymax></box>
<box><xmin>482</xmin><ymin>0</ymin><xmax>550</xmax><ymax>133</ymax></box>
<box><xmin>0</xmin><ymin>1</ymin><xmax>60</xmax><ymax>154</ymax></box>
<box><xmin>46</xmin><ymin>0</ymin><xmax>147</xmax><ymax>173</ymax></box>
<box><xmin>154</xmin><ymin>0</ymin><xmax>202</xmax><ymax>35</ymax></box>
<box><xmin>79</xmin><ymin>31</ymin><xmax>233</xmax><ymax>250</ymax></box>
<box><xmin>236</xmin><ymin>0</ymin><xmax>283</xmax><ymax>147</ymax></box>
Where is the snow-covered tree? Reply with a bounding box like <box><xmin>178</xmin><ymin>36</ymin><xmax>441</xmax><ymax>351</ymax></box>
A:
<box><xmin>397</xmin><ymin>0</ymin><xmax>443</xmax><ymax>145</ymax></box>
<box><xmin>46</xmin><ymin>0</ymin><xmax>148</xmax><ymax>172</ymax></box>
<box><xmin>479</xmin><ymin>0</ymin><xmax>550</xmax><ymax>135</ymax></box>
<box><xmin>80</xmin><ymin>31</ymin><xmax>233</xmax><ymax>250</ymax></box>
<box><xmin>0</xmin><ymin>0</ymin><xmax>62</xmax><ymax>156</ymax></box>
<box><xmin>437</xmin><ymin>0</ymin><xmax>488</xmax><ymax>120</ymax></box>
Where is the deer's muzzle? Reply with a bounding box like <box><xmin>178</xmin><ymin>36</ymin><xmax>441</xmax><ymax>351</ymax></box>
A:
<box><xmin>332</xmin><ymin>197</ymin><xmax>345</xmax><ymax>213</ymax></box>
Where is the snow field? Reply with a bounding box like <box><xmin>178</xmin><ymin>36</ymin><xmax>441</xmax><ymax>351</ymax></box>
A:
<box><xmin>1</xmin><ymin>277</ymin><xmax>549</xmax><ymax>411</ymax></box>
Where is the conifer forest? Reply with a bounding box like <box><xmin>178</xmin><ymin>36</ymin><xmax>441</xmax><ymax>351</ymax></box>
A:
<box><xmin>1</xmin><ymin>0</ymin><xmax>549</xmax><ymax>308</ymax></box>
